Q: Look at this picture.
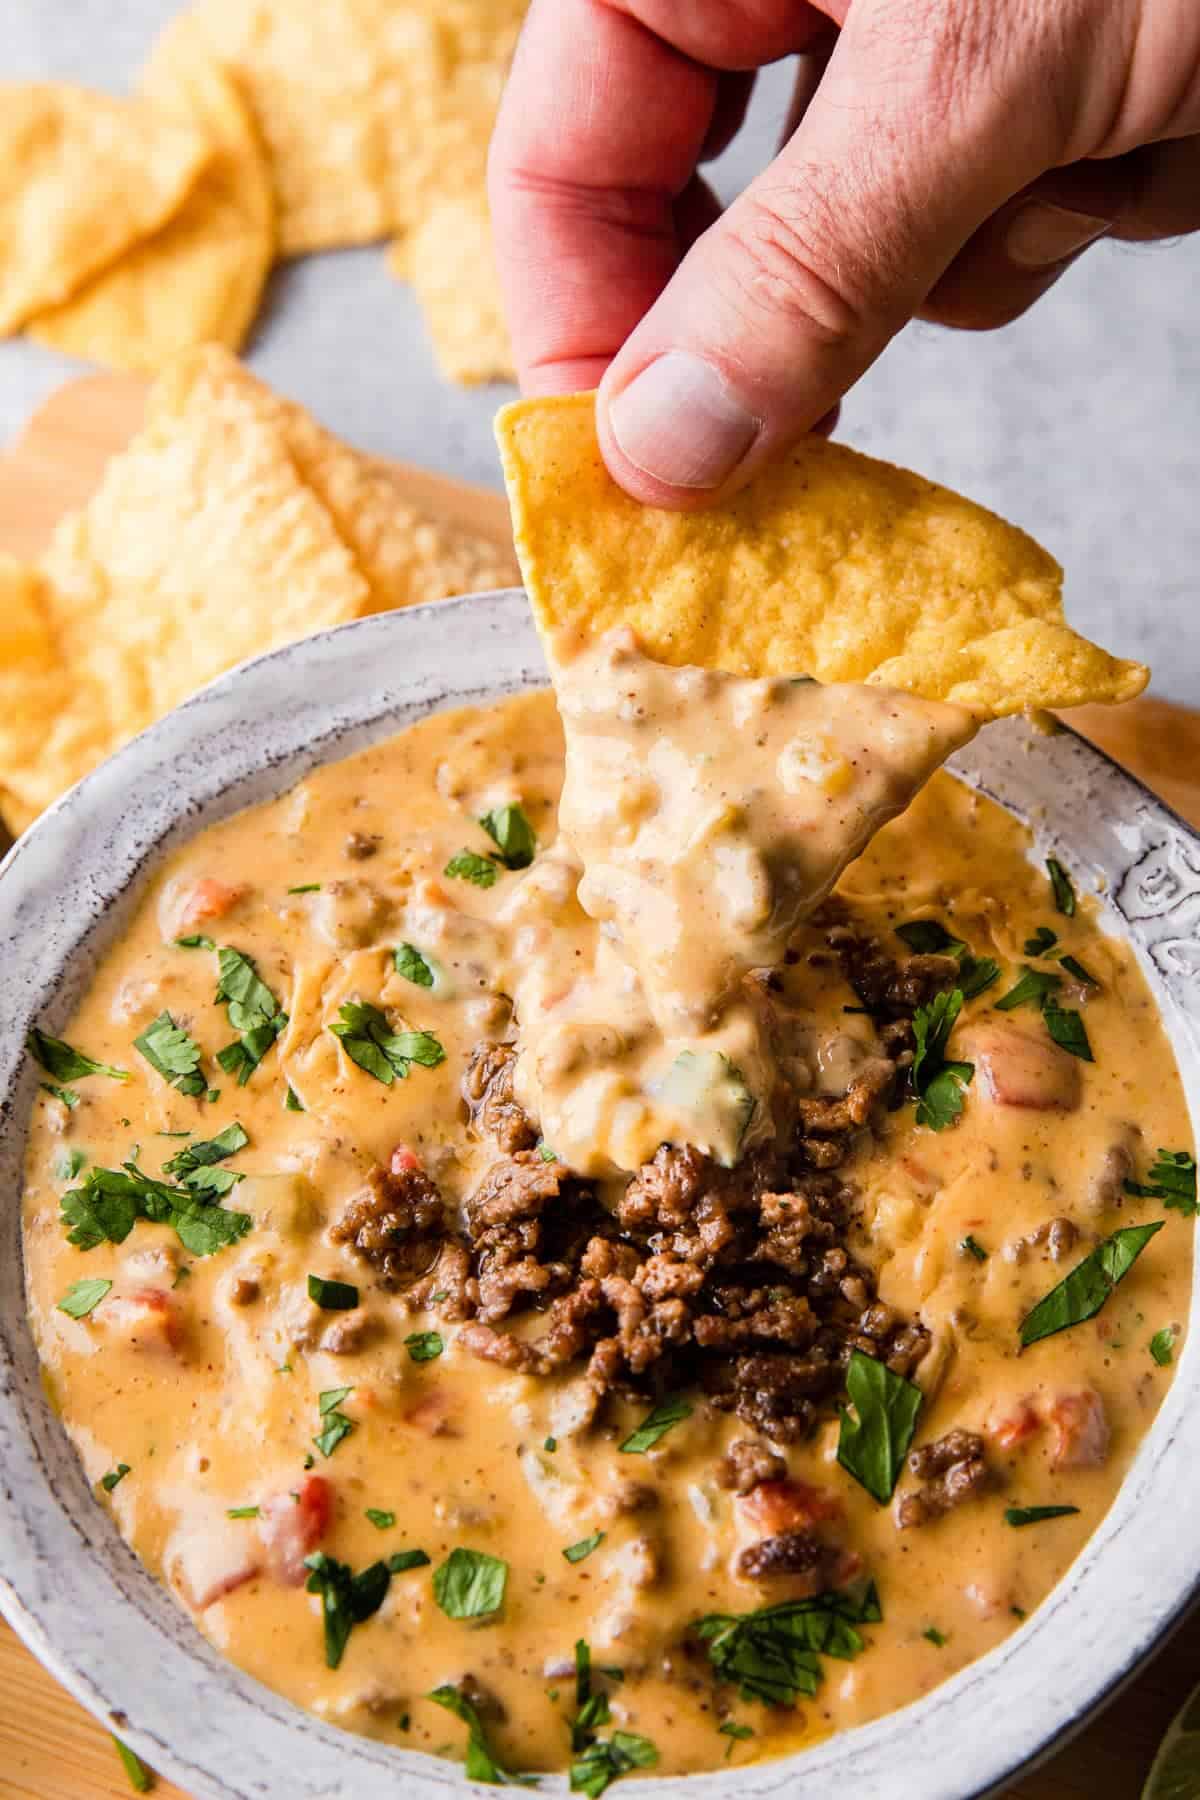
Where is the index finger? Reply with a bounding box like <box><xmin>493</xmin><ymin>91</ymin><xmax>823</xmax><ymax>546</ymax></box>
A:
<box><xmin>488</xmin><ymin>0</ymin><xmax>715</xmax><ymax>394</ymax></box>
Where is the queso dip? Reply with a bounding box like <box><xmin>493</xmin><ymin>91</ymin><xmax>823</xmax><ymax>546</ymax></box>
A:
<box><xmin>21</xmin><ymin>652</ymin><xmax>1194</xmax><ymax>1786</ymax></box>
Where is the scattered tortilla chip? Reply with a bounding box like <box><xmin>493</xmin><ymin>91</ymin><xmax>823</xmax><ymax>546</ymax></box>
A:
<box><xmin>0</xmin><ymin>83</ymin><xmax>209</xmax><ymax>336</ymax></box>
<box><xmin>496</xmin><ymin>394</ymin><xmax>1148</xmax><ymax>715</ymax></box>
<box><xmin>156</xmin><ymin>347</ymin><xmax>519</xmax><ymax>607</ymax></box>
<box><xmin>390</xmin><ymin>195</ymin><xmax>514</xmax><ymax>385</ymax></box>
<box><xmin>28</xmin><ymin>22</ymin><xmax>274</xmax><ymax>370</ymax></box>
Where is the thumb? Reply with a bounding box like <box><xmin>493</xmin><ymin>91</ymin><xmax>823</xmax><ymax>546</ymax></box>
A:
<box><xmin>597</xmin><ymin>1</ymin><xmax>1059</xmax><ymax>506</ymax></box>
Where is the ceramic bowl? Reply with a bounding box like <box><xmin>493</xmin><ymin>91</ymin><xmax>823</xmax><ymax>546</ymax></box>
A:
<box><xmin>2</xmin><ymin>591</ymin><xmax>1198</xmax><ymax>1800</ymax></box>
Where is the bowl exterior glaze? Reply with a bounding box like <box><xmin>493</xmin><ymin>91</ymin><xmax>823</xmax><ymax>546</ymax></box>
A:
<box><xmin>1</xmin><ymin>592</ymin><xmax>1198</xmax><ymax>1800</ymax></box>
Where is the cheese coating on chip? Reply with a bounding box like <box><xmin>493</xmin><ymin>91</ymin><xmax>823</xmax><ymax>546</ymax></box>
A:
<box><xmin>495</xmin><ymin>394</ymin><xmax>1148</xmax><ymax>715</ymax></box>
<box><xmin>0</xmin><ymin>83</ymin><xmax>209</xmax><ymax>336</ymax></box>
<box><xmin>28</xmin><ymin>21</ymin><xmax>275</xmax><ymax>369</ymax></box>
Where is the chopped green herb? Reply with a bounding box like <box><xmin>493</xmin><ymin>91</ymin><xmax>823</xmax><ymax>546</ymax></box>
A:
<box><xmin>1124</xmin><ymin>1149</ymin><xmax>1197</xmax><ymax>1215</ymax></box>
<box><xmin>53</xmin><ymin>1146</ymin><xmax>87</xmax><ymax>1183</ymax></box>
<box><xmin>162</xmin><ymin>1121</ymin><xmax>248</xmax><ymax>1195</ymax></box>
<box><xmin>1011</xmin><ymin>1605</ymin><xmax>1027</xmax><ymax>1620</ymax></box>
<box><xmin>479</xmin><ymin>803</ymin><xmax>537</xmax><ymax>871</ymax></box>
<box><xmin>1019</xmin><ymin>1221</ymin><xmax>1164</xmax><ymax>1346</ymax></box>
<box><xmin>428</xmin><ymin>1684</ymin><xmax>537</xmax><ymax>1786</ymax></box>
<box><xmin>388</xmin><ymin>1548</ymin><xmax>431</xmax><ymax>1573</ymax></box>
<box><xmin>959</xmin><ymin>955</ymin><xmax>1001</xmax><ymax>1000</ymax></box>
<box><xmin>404</xmin><ymin>1329</ymin><xmax>444</xmax><ymax>1362</ymax></box>
<box><xmin>134</xmin><ymin>1011</ymin><xmax>206</xmax><ymax>1097</ymax></box>
<box><xmin>41</xmin><ymin>1082</ymin><xmax>81</xmax><ymax>1109</ymax></box>
<box><xmin>960</xmin><ymin>1235</ymin><xmax>988</xmax><ymax>1263</ymax></box>
<box><xmin>365</xmin><ymin>1508</ymin><xmax>396</xmax><ymax>1530</ymax></box>
<box><xmin>1059</xmin><ymin>954</ymin><xmax>1100</xmax><ymax>988</ymax></box>
<box><xmin>1042</xmin><ymin>998</ymin><xmax>1093</xmax><ymax>1063</ymax></box>
<box><xmin>995</xmin><ymin>966</ymin><xmax>1062</xmax><ymax>1012</ymax></box>
<box><xmin>213</xmin><ymin>946</ymin><xmax>288</xmax><ymax>1084</ymax></box>
<box><xmin>718</xmin><ymin>1721</ymin><xmax>754</xmax><ymax>1759</ymax></box>
<box><xmin>399</xmin><ymin>1714</ymin><xmax>411</xmax><ymax>1732</ymax></box>
<box><xmin>313</xmin><ymin>1413</ymin><xmax>354</xmax><ymax>1458</ymax></box>
<box><xmin>895</xmin><ymin>920</ymin><xmax>965</xmax><ymax>957</ymax></box>
<box><xmin>175</xmin><ymin>933</ymin><xmax>215</xmax><ymax>950</ymax></box>
<box><xmin>1149</xmin><ymin>1327</ymin><xmax>1178</xmax><ymax>1367</ymax></box>
<box><xmin>101</xmin><ymin>1463</ymin><xmax>131</xmax><ymax>1492</ymax></box>
<box><xmin>837</xmin><ymin>1349</ymin><xmax>923</xmax><ymax>1503</ymax></box>
<box><xmin>394</xmin><ymin>942</ymin><xmax>435</xmax><ymax>988</ymax></box>
<box><xmin>287</xmin><ymin>883</ymin><xmax>322</xmax><ymax>894</ymax></box>
<box><xmin>910</xmin><ymin>989</ymin><xmax>973</xmax><ymax>1130</ymax></box>
<box><xmin>303</xmin><ymin>1551</ymin><xmax>393</xmax><ymax>1669</ymax></box>
<box><xmin>543</xmin><ymin>1436</ymin><xmax>557</xmax><ymax>1453</ymax></box>
<box><xmin>113</xmin><ymin>1737</ymin><xmax>153</xmax><ymax>1793</ymax></box>
<box><xmin>570</xmin><ymin>1730</ymin><xmax>659</xmax><ymax>1796</ymax></box>
<box><xmin>284</xmin><ymin>1085</ymin><xmax>305</xmax><ymax>1112</ymax></box>
<box><xmin>564</xmin><ymin>1531</ymin><xmax>605</xmax><ymax>1565</ymax></box>
<box><xmin>432</xmin><ymin>1547</ymin><xmax>508</xmax><ymax>1620</ymax></box>
<box><xmin>60</xmin><ymin>1162</ymin><xmax>251</xmax><ymax>1257</ymax></box>
<box><xmin>537</xmin><ymin>1141</ymin><xmax>557</xmax><ymax>1163</ymax></box>
<box><xmin>1005</xmin><ymin>1505</ymin><xmax>1080</xmax><ymax>1527</ymax></box>
<box><xmin>693</xmin><ymin>1580</ymin><xmax>882</xmax><ymax>1707</ymax></box>
<box><xmin>329</xmin><ymin>1000</ymin><xmax>445</xmax><ymax>1086</ymax></box>
<box><xmin>172</xmin><ymin>1265</ymin><xmax>191</xmax><ymax>1288</ymax></box>
<box><xmin>27</xmin><ymin>1028</ymin><xmax>128</xmax><ymax>1085</ymax></box>
<box><xmin>1047</xmin><ymin>857</ymin><xmax>1076</xmax><ymax>916</ymax></box>
<box><xmin>57</xmin><ymin>1277</ymin><xmax>112</xmax><ymax>1318</ymax></box>
<box><xmin>319</xmin><ymin>1386</ymin><xmax>354</xmax><ymax>1414</ymax></box>
<box><xmin>307</xmin><ymin>1274</ymin><xmax>359</xmax><ymax>1310</ymax></box>
<box><xmin>445</xmin><ymin>849</ymin><xmax>498</xmax><ymax>888</ymax></box>
<box><xmin>227</xmin><ymin>1505</ymin><xmax>260</xmax><ymax>1520</ymax></box>
<box><xmin>923</xmin><ymin>1627</ymin><xmax>947</xmax><ymax>1647</ymax></box>
<box><xmin>1024</xmin><ymin>926</ymin><xmax>1059</xmax><ymax>956</ymax></box>
<box><xmin>619</xmin><ymin>1394</ymin><xmax>692</xmax><ymax>1454</ymax></box>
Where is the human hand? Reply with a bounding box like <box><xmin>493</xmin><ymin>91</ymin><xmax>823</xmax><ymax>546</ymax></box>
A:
<box><xmin>489</xmin><ymin>0</ymin><xmax>1200</xmax><ymax>506</ymax></box>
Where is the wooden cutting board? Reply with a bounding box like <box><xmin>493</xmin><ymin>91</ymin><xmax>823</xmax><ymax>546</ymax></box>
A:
<box><xmin>1</xmin><ymin>373</ymin><xmax>1197</xmax><ymax>1800</ymax></box>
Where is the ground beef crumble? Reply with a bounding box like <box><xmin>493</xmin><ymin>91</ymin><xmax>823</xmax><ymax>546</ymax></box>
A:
<box><xmin>897</xmin><ymin>1428</ymin><xmax>990</xmax><ymax>1528</ymax></box>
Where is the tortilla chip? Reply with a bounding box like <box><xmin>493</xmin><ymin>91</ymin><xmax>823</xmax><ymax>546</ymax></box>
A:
<box><xmin>390</xmin><ymin>195</ymin><xmax>514</xmax><ymax>385</ymax></box>
<box><xmin>28</xmin><ymin>24</ymin><xmax>274</xmax><ymax>370</ymax></box>
<box><xmin>496</xmin><ymin>393</ymin><xmax>1148</xmax><ymax>715</ymax></box>
<box><xmin>157</xmin><ymin>346</ymin><xmax>519</xmax><ymax>606</ymax></box>
<box><xmin>0</xmin><ymin>83</ymin><xmax>209</xmax><ymax>336</ymax></box>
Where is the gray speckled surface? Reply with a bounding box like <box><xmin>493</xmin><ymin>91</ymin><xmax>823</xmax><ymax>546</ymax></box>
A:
<box><xmin>2</xmin><ymin>3</ymin><xmax>1197</xmax><ymax>700</ymax></box>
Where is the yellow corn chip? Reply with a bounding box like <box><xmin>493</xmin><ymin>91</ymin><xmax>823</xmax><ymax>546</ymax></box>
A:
<box><xmin>0</xmin><ymin>83</ymin><xmax>209</xmax><ymax>337</ymax></box>
<box><xmin>28</xmin><ymin>23</ymin><xmax>274</xmax><ymax>370</ymax></box>
<box><xmin>157</xmin><ymin>347</ymin><xmax>519</xmax><ymax>606</ymax></box>
<box><xmin>390</xmin><ymin>195</ymin><xmax>514</xmax><ymax>385</ymax></box>
<box><xmin>496</xmin><ymin>393</ymin><xmax>1147</xmax><ymax>714</ymax></box>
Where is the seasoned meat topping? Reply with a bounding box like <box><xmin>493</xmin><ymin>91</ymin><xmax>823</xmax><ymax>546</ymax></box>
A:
<box><xmin>463</xmin><ymin>1041</ymin><xmax>539</xmax><ymax>1154</ymax></box>
<box><xmin>330</xmin><ymin>1161</ymin><xmax>445</xmax><ymax>1288</ymax></box>
<box><xmin>716</xmin><ymin>1438</ymin><xmax>788</xmax><ymax>1494</ymax></box>
<box><xmin>897</xmin><ymin>1429</ymin><xmax>990</xmax><ymax>1529</ymax></box>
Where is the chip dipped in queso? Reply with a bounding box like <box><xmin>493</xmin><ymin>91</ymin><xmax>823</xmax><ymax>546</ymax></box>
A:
<box><xmin>18</xmin><ymin>412</ymin><xmax>1195</xmax><ymax>1789</ymax></box>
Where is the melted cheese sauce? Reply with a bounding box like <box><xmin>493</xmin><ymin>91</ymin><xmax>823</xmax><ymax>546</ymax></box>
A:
<box><xmin>22</xmin><ymin>682</ymin><xmax>1193</xmax><ymax>1782</ymax></box>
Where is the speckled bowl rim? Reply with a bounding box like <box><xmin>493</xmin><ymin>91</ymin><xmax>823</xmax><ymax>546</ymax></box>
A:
<box><xmin>1</xmin><ymin>591</ymin><xmax>1199</xmax><ymax>1800</ymax></box>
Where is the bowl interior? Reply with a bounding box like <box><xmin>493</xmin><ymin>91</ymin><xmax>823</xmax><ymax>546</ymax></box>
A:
<box><xmin>2</xmin><ymin>591</ymin><xmax>1199</xmax><ymax>1800</ymax></box>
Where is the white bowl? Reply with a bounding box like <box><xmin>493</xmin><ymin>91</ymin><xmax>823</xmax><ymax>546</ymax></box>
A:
<box><xmin>2</xmin><ymin>591</ymin><xmax>1199</xmax><ymax>1800</ymax></box>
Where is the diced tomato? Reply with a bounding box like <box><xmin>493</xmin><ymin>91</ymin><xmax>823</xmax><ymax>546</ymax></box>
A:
<box><xmin>258</xmin><ymin>1475</ymin><xmax>333</xmax><ymax>1586</ymax></box>
<box><xmin>738</xmin><ymin>1479</ymin><xmax>843</xmax><ymax>1536</ymax></box>
<box><xmin>390</xmin><ymin>1144</ymin><xmax>423</xmax><ymax>1175</ymax></box>
<box><xmin>1047</xmin><ymin>1390</ymin><xmax>1110</xmax><ymax>1470</ymax></box>
<box><xmin>103</xmin><ymin>1287</ymin><xmax>183</xmax><ymax>1354</ymax></box>
<box><xmin>178</xmin><ymin>878</ymin><xmax>247</xmax><ymax>931</ymax></box>
<box><xmin>991</xmin><ymin>1400</ymin><xmax>1041</xmax><ymax>1451</ymax></box>
<box><xmin>962</xmin><ymin>1023</ymin><xmax>1081</xmax><ymax>1111</ymax></box>
<box><xmin>403</xmin><ymin>1388</ymin><xmax>456</xmax><ymax>1437</ymax></box>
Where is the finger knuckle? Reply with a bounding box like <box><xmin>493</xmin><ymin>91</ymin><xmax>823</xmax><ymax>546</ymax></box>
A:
<box><xmin>716</xmin><ymin>186</ymin><xmax>873</xmax><ymax>353</ymax></box>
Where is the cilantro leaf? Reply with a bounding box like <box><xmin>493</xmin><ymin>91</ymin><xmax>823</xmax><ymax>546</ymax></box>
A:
<box><xmin>59</xmin><ymin>1163</ymin><xmax>250</xmax><ymax>1257</ymax></box>
<box><xmin>960</xmin><ymin>1235</ymin><xmax>988</xmax><ymax>1262</ymax></box>
<box><xmin>1042</xmin><ymin>998</ymin><xmax>1093</xmax><ymax>1062</ymax></box>
<box><xmin>284</xmin><ymin>1084</ymin><xmax>305</xmax><ymax>1112</ymax></box>
<box><xmin>618</xmin><ymin>1394</ymin><xmax>692</xmax><ymax>1454</ymax></box>
<box><xmin>227</xmin><ymin>1505</ymin><xmax>260</xmax><ymax>1520</ymax></box>
<box><xmin>432</xmin><ymin>1547</ymin><xmax>508</xmax><ymax>1620</ymax></box>
<box><xmin>27</xmin><ymin>1028</ymin><xmax>128</xmax><ymax>1085</ymax></box>
<box><xmin>303</xmin><ymin>1551</ymin><xmax>393</xmax><ymax>1669</ymax></box>
<box><xmin>134</xmin><ymin>1011</ymin><xmax>206</xmax><ymax>1097</ymax></box>
<box><xmin>692</xmin><ymin>1581</ymin><xmax>882</xmax><ymax>1707</ymax></box>
<box><xmin>308</xmin><ymin>1274</ymin><xmax>359</xmax><ymax>1310</ymax></box>
<box><xmin>479</xmin><ymin>804</ymin><xmax>537</xmax><ymax>871</ymax></box>
<box><xmin>923</xmin><ymin>1628</ymin><xmax>947</xmax><ymax>1647</ymax></box>
<box><xmin>1047</xmin><ymin>857</ymin><xmax>1077</xmax><ymax>916</ymax></box>
<box><xmin>1024</xmin><ymin>926</ymin><xmax>1059</xmax><ymax>956</ymax></box>
<box><xmin>53</xmin><ymin>1147</ymin><xmax>87</xmax><ymax>1183</ymax></box>
<box><xmin>162</xmin><ymin>1122</ymin><xmax>248</xmax><ymax>1192</ymax></box>
<box><xmin>1059</xmin><ymin>954</ymin><xmax>1100</xmax><ymax>988</ymax></box>
<box><xmin>57</xmin><ymin>1277</ymin><xmax>112</xmax><ymax>1318</ymax></box>
<box><xmin>112</xmin><ymin>1737</ymin><xmax>153</xmax><ymax>1793</ymax></box>
<box><xmin>40</xmin><ymin>1082</ymin><xmax>81</xmax><ymax>1109</ymax></box>
<box><xmin>445</xmin><ymin>850</ymin><xmax>498</xmax><ymax>888</ymax></box>
<box><xmin>365</xmin><ymin>1508</ymin><xmax>396</xmax><ymax>1530</ymax></box>
<box><xmin>389</xmin><ymin>1548</ymin><xmax>431</xmax><ymax>1573</ymax></box>
<box><xmin>101</xmin><ymin>1463</ymin><xmax>131</xmax><ymax>1492</ymax></box>
<box><xmin>836</xmin><ymin>1349</ymin><xmax>922</xmax><ymax>1503</ymax></box>
<box><xmin>1150</xmin><ymin>1327</ymin><xmax>1179</xmax><ymax>1366</ymax></box>
<box><xmin>329</xmin><ymin>1000</ymin><xmax>445</xmax><ymax>1086</ymax></box>
<box><xmin>428</xmin><ymin>1685</ymin><xmax>536</xmax><ymax>1786</ymax></box>
<box><xmin>1124</xmin><ymin>1148</ymin><xmax>1197</xmax><ymax>1215</ymax></box>
<box><xmin>910</xmin><ymin>989</ymin><xmax>973</xmax><ymax>1130</ymax></box>
<box><xmin>404</xmin><ymin>1330</ymin><xmax>443</xmax><ymax>1362</ymax></box>
<box><xmin>394</xmin><ymin>942</ymin><xmax>435</xmax><ymax>988</ymax></box>
<box><xmin>1005</xmin><ymin>1505</ymin><xmax>1080</xmax><ymax>1527</ymax></box>
<box><xmin>313</xmin><ymin>1412</ymin><xmax>354</xmax><ymax>1458</ymax></box>
<box><xmin>175</xmin><ymin>933</ymin><xmax>215</xmax><ymax>950</ymax></box>
<box><xmin>995</xmin><ymin>966</ymin><xmax>1063</xmax><ymax>1012</ymax></box>
<box><xmin>958</xmin><ymin>955</ymin><xmax>1000</xmax><ymax>1000</ymax></box>
<box><xmin>718</xmin><ymin>1721</ymin><xmax>754</xmax><ymax>1758</ymax></box>
<box><xmin>1019</xmin><ymin>1221</ymin><xmax>1164</xmax><ymax>1346</ymax></box>
<box><xmin>894</xmin><ymin>920</ymin><xmax>965</xmax><ymax>957</ymax></box>
<box><xmin>570</xmin><ymin>1731</ymin><xmax>659</xmax><ymax>1796</ymax></box>
<box><xmin>214</xmin><ymin>947</ymin><xmax>287</xmax><ymax>1084</ymax></box>
<box><xmin>564</xmin><ymin>1531</ymin><xmax>605</xmax><ymax>1565</ymax></box>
